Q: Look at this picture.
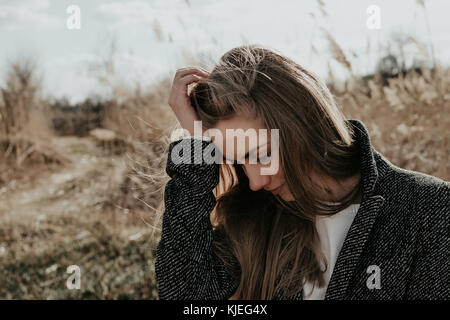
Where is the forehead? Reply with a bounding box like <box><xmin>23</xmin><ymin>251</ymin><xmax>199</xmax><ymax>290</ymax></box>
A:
<box><xmin>211</xmin><ymin>115</ymin><xmax>271</xmax><ymax>162</ymax></box>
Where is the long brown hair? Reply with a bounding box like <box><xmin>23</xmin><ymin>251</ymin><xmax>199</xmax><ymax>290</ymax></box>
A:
<box><xmin>188</xmin><ymin>44</ymin><xmax>361</xmax><ymax>299</ymax></box>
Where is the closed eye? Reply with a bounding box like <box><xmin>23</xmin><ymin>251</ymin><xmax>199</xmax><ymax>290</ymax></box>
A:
<box><xmin>257</xmin><ymin>152</ymin><xmax>271</xmax><ymax>164</ymax></box>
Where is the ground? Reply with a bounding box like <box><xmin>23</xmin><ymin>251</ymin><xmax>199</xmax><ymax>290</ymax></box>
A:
<box><xmin>0</xmin><ymin>136</ymin><xmax>159</xmax><ymax>299</ymax></box>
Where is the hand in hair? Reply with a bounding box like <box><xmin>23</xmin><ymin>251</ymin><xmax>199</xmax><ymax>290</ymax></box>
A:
<box><xmin>168</xmin><ymin>67</ymin><xmax>210</xmax><ymax>136</ymax></box>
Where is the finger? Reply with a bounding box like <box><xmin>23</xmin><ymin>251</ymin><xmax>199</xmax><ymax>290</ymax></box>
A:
<box><xmin>177</xmin><ymin>69</ymin><xmax>209</xmax><ymax>81</ymax></box>
<box><xmin>176</xmin><ymin>67</ymin><xmax>210</xmax><ymax>79</ymax></box>
<box><xmin>178</xmin><ymin>74</ymin><xmax>205</xmax><ymax>87</ymax></box>
<box><xmin>170</xmin><ymin>74</ymin><xmax>202</xmax><ymax>98</ymax></box>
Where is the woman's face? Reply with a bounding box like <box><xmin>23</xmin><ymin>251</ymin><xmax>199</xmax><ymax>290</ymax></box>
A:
<box><xmin>211</xmin><ymin>114</ymin><xmax>295</xmax><ymax>202</ymax></box>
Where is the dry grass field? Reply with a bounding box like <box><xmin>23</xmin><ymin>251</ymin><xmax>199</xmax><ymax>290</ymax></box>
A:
<box><xmin>0</xmin><ymin>39</ymin><xmax>448</xmax><ymax>299</ymax></box>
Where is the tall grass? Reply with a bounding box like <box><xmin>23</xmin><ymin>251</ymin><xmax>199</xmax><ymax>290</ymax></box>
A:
<box><xmin>0</xmin><ymin>59</ymin><xmax>51</xmax><ymax>138</ymax></box>
<box><xmin>0</xmin><ymin>59</ymin><xmax>64</xmax><ymax>184</ymax></box>
<box><xmin>322</xmin><ymin>24</ymin><xmax>449</xmax><ymax>181</ymax></box>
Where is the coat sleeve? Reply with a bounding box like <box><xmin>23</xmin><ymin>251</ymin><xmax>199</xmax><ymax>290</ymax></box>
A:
<box><xmin>155</xmin><ymin>137</ymin><xmax>238</xmax><ymax>300</ymax></box>
<box><xmin>406</xmin><ymin>180</ymin><xmax>450</xmax><ymax>299</ymax></box>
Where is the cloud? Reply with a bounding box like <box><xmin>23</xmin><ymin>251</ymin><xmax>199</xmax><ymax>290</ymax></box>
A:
<box><xmin>0</xmin><ymin>0</ymin><xmax>62</xmax><ymax>30</ymax></box>
<box><xmin>96</xmin><ymin>0</ymin><xmax>191</xmax><ymax>36</ymax></box>
<box><xmin>97</xmin><ymin>0</ymin><xmax>159</xmax><ymax>30</ymax></box>
<box><xmin>41</xmin><ymin>50</ymin><xmax>171</xmax><ymax>103</ymax></box>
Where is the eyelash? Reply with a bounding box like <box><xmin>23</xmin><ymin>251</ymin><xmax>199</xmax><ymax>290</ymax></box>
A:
<box><xmin>227</xmin><ymin>152</ymin><xmax>271</xmax><ymax>164</ymax></box>
<box><xmin>257</xmin><ymin>152</ymin><xmax>271</xmax><ymax>163</ymax></box>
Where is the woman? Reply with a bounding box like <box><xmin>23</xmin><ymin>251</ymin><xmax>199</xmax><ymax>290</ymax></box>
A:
<box><xmin>154</xmin><ymin>44</ymin><xmax>450</xmax><ymax>300</ymax></box>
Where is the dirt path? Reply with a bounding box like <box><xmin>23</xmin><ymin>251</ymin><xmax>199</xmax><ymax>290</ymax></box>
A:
<box><xmin>0</xmin><ymin>136</ymin><xmax>127</xmax><ymax>222</ymax></box>
<box><xmin>0</xmin><ymin>135</ymin><xmax>159</xmax><ymax>299</ymax></box>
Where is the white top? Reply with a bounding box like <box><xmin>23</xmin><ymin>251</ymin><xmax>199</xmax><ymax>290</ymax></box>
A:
<box><xmin>302</xmin><ymin>203</ymin><xmax>361</xmax><ymax>300</ymax></box>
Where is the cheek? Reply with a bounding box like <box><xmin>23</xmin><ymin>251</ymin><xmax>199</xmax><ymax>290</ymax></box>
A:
<box><xmin>274</xmin><ymin>164</ymin><xmax>285</xmax><ymax>180</ymax></box>
<box><xmin>273</xmin><ymin>171</ymin><xmax>284</xmax><ymax>183</ymax></box>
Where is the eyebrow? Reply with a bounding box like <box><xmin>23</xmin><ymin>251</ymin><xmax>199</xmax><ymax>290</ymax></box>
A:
<box><xmin>222</xmin><ymin>143</ymin><xmax>268</xmax><ymax>163</ymax></box>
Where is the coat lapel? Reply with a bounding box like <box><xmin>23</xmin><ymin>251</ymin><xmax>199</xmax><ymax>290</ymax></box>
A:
<box><xmin>324</xmin><ymin>119</ymin><xmax>385</xmax><ymax>300</ymax></box>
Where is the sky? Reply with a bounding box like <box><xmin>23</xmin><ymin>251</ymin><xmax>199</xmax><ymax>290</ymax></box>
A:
<box><xmin>0</xmin><ymin>0</ymin><xmax>449</xmax><ymax>103</ymax></box>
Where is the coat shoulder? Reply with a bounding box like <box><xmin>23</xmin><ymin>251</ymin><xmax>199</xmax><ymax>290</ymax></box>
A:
<box><xmin>373</xmin><ymin>151</ymin><xmax>449</xmax><ymax>252</ymax></box>
<box><xmin>374</xmin><ymin>150</ymin><xmax>450</xmax><ymax>203</ymax></box>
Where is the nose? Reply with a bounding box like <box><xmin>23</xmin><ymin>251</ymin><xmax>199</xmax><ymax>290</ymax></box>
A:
<box><xmin>245</xmin><ymin>165</ymin><xmax>271</xmax><ymax>191</ymax></box>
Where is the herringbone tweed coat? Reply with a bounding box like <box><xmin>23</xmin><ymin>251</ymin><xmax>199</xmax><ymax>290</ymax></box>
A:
<box><xmin>155</xmin><ymin>119</ymin><xmax>450</xmax><ymax>300</ymax></box>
